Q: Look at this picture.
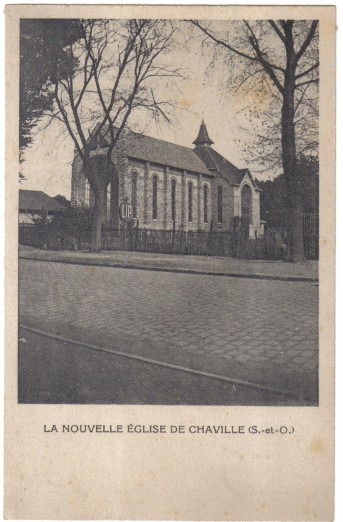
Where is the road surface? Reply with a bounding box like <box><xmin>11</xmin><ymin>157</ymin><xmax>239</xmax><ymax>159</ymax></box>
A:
<box><xmin>19</xmin><ymin>259</ymin><xmax>319</xmax><ymax>404</ymax></box>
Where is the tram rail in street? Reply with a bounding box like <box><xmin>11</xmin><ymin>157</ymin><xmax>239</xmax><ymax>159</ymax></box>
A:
<box><xmin>20</xmin><ymin>324</ymin><xmax>308</xmax><ymax>404</ymax></box>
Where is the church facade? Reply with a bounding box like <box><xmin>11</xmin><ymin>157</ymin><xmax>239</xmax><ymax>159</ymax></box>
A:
<box><xmin>71</xmin><ymin>122</ymin><xmax>263</xmax><ymax>238</ymax></box>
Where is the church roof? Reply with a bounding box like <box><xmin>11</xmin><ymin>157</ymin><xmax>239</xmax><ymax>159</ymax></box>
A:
<box><xmin>194</xmin><ymin>146</ymin><xmax>252</xmax><ymax>186</ymax></box>
<box><xmin>121</xmin><ymin>133</ymin><xmax>213</xmax><ymax>176</ymax></box>
<box><xmin>19</xmin><ymin>190</ymin><xmax>66</xmax><ymax>212</ymax></box>
<box><xmin>87</xmin><ymin>123</ymin><xmax>256</xmax><ymax>183</ymax></box>
<box><xmin>95</xmin><ymin>124</ymin><xmax>213</xmax><ymax>176</ymax></box>
<box><xmin>193</xmin><ymin>120</ymin><xmax>214</xmax><ymax>147</ymax></box>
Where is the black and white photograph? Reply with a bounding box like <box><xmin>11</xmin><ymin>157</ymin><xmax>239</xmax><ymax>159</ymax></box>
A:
<box><xmin>5</xmin><ymin>5</ymin><xmax>336</xmax><ymax>521</ymax></box>
<box><xmin>17</xmin><ymin>17</ymin><xmax>320</xmax><ymax>406</ymax></box>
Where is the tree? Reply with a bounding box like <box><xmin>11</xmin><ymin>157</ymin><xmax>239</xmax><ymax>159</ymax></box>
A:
<box><xmin>20</xmin><ymin>19</ymin><xmax>82</xmax><ymax>154</ymax></box>
<box><xmin>43</xmin><ymin>19</ymin><xmax>179</xmax><ymax>252</ymax></box>
<box><xmin>53</xmin><ymin>195</ymin><xmax>71</xmax><ymax>207</ymax></box>
<box><xmin>32</xmin><ymin>206</ymin><xmax>93</xmax><ymax>250</ymax></box>
<box><xmin>191</xmin><ymin>20</ymin><xmax>319</xmax><ymax>261</ymax></box>
<box><xmin>259</xmin><ymin>154</ymin><xmax>319</xmax><ymax>227</ymax></box>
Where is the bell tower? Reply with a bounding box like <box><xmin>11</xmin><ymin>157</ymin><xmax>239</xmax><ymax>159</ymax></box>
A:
<box><xmin>193</xmin><ymin>120</ymin><xmax>214</xmax><ymax>148</ymax></box>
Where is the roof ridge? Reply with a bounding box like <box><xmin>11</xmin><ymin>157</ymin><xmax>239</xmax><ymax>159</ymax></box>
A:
<box><xmin>128</xmin><ymin>133</ymin><xmax>202</xmax><ymax>155</ymax></box>
<box><xmin>19</xmin><ymin>189</ymin><xmax>45</xmax><ymax>193</ymax></box>
<box><xmin>101</xmin><ymin>123</ymin><xmax>200</xmax><ymax>156</ymax></box>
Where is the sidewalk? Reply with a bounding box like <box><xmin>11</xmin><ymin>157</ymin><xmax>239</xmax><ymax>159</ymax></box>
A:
<box><xmin>19</xmin><ymin>245</ymin><xmax>318</xmax><ymax>282</ymax></box>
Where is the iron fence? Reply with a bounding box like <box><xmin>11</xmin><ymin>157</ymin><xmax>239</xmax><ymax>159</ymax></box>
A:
<box><xmin>19</xmin><ymin>213</ymin><xmax>319</xmax><ymax>260</ymax></box>
<box><xmin>101</xmin><ymin>228</ymin><xmax>234</xmax><ymax>256</ymax></box>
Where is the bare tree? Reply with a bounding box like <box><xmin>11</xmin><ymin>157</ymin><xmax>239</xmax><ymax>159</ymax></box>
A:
<box><xmin>47</xmin><ymin>19</ymin><xmax>179</xmax><ymax>252</ymax></box>
<box><xmin>191</xmin><ymin>19</ymin><xmax>319</xmax><ymax>262</ymax></box>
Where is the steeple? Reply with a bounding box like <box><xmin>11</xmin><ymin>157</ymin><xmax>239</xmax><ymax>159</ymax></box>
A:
<box><xmin>193</xmin><ymin>120</ymin><xmax>214</xmax><ymax>148</ymax></box>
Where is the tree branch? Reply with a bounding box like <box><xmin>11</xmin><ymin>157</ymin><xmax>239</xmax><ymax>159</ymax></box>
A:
<box><xmin>191</xmin><ymin>20</ymin><xmax>258</xmax><ymax>62</ymax></box>
<box><xmin>295</xmin><ymin>61</ymin><xmax>319</xmax><ymax>80</ymax></box>
<box><xmin>244</xmin><ymin>21</ymin><xmax>284</xmax><ymax>93</ymax></box>
<box><xmin>295</xmin><ymin>78</ymin><xmax>319</xmax><ymax>88</ymax></box>
<box><xmin>268</xmin><ymin>20</ymin><xmax>286</xmax><ymax>43</ymax></box>
<box><xmin>296</xmin><ymin>20</ymin><xmax>319</xmax><ymax>62</ymax></box>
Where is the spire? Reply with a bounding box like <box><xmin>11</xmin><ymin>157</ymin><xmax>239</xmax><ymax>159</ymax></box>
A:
<box><xmin>193</xmin><ymin>120</ymin><xmax>214</xmax><ymax>147</ymax></box>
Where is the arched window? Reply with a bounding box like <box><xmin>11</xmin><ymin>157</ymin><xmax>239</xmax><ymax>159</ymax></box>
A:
<box><xmin>188</xmin><ymin>182</ymin><xmax>193</xmax><ymax>222</ymax></box>
<box><xmin>171</xmin><ymin>178</ymin><xmax>176</xmax><ymax>222</ymax></box>
<box><xmin>152</xmin><ymin>175</ymin><xmax>158</xmax><ymax>220</ymax></box>
<box><xmin>241</xmin><ymin>185</ymin><xmax>253</xmax><ymax>225</ymax></box>
<box><xmin>203</xmin><ymin>185</ymin><xmax>208</xmax><ymax>223</ymax></box>
<box><xmin>85</xmin><ymin>179</ymin><xmax>90</xmax><ymax>208</ymax></box>
<box><xmin>106</xmin><ymin>184</ymin><xmax>111</xmax><ymax>222</ymax></box>
<box><xmin>132</xmin><ymin>172</ymin><xmax>138</xmax><ymax>218</ymax></box>
<box><xmin>217</xmin><ymin>185</ymin><xmax>223</xmax><ymax>223</ymax></box>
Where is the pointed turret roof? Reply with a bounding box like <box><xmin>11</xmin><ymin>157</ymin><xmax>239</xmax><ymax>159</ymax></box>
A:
<box><xmin>193</xmin><ymin>120</ymin><xmax>214</xmax><ymax>147</ymax></box>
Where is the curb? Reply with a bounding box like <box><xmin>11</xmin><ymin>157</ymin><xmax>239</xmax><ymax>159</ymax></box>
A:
<box><xmin>19</xmin><ymin>255</ymin><xmax>319</xmax><ymax>283</ymax></box>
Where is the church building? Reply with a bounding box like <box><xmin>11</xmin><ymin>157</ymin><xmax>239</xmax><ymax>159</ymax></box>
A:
<box><xmin>71</xmin><ymin>121</ymin><xmax>263</xmax><ymax>238</ymax></box>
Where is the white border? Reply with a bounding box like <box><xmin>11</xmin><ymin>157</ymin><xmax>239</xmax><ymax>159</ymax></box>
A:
<box><xmin>1</xmin><ymin>2</ymin><xmax>340</xmax><ymax>521</ymax></box>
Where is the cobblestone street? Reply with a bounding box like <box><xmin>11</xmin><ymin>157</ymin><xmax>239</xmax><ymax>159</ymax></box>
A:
<box><xmin>19</xmin><ymin>259</ymin><xmax>319</xmax><ymax>402</ymax></box>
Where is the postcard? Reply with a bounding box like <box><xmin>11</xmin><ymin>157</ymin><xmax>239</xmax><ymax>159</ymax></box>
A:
<box><xmin>4</xmin><ymin>4</ymin><xmax>335</xmax><ymax>520</ymax></box>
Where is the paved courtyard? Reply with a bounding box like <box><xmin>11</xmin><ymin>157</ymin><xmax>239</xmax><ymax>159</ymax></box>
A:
<box><xmin>19</xmin><ymin>259</ymin><xmax>319</xmax><ymax>401</ymax></box>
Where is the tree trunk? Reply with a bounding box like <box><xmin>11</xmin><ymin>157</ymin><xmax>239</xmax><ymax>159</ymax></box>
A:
<box><xmin>281</xmin><ymin>50</ymin><xmax>305</xmax><ymax>263</ymax></box>
<box><xmin>286</xmin><ymin>191</ymin><xmax>305</xmax><ymax>262</ymax></box>
<box><xmin>91</xmin><ymin>187</ymin><xmax>104</xmax><ymax>252</ymax></box>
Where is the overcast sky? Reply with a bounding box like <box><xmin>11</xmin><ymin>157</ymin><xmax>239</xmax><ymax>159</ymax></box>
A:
<box><xmin>20</xmin><ymin>21</ymin><xmax>262</xmax><ymax>199</ymax></box>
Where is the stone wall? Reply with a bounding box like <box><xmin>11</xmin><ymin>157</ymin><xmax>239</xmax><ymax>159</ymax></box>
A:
<box><xmin>71</xmin><ymin>150</ymin><xmax>262</xmax><ymax>236</ymax></box>
<box><xmin>211</xmin><ymin>176</ymin><xmax>235</xmax><ymax>232</ymax></box>
<box><xmin>71</xmin><ymin>153</ymin><xmax>214</xmax><ymax>231</ymax></box>
<box><xmin>124</xmin><ymin>160</ymin><xmax>213</xmax><ymax>231</ymax></box>
<box><xmin>234</xmin><ymin>174</ymin><xmax>263</xmax><ymax>238</ymax></box>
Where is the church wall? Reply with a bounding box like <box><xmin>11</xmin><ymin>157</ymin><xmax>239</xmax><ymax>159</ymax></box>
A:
<box><xmin>233</xmin><ymin>186</ymin><xmax>241</xmax><ymax>217</ymax></box>
<box><xmin>211</xmin><ymin>175</ymin><xmax>235</xmax><ymax>232</ymax></box>
<box><xmin>182</xmin><ymin>171</ymin><xmax>199</xmax><ymax>231</ymax></box>
<box><xmin>147</xmin><ymin>164</ymin><xmax>165</xmax><ymax>229</ymax></box>
<box><xmin>198</xmin><ymin>178</ymin><xmax>212</xmax><ymax>232</ymax></box>
<box><xmin>252</xmin><ymin>191</ymin><xmax>261</xmax><ymax>227</ymax></box>
<box><xmin>124</xmin><ymin>160</ymin><xmax>212</xmax><ymax>231</ymax></box>
<box><xmin>168</xmin><ymin>169</ymin><xmax>183</xmax><ymax>229</ymax></box>
<box><xmin>127</xmin><ymin>161</ymin><xmax>145</xmax><ymax>225</ymax></box>
<box><xmin>71</xmin><ymin>150</ymin><xmax>264</xmax><ymax>236</ymax></box>
<box><xmin>237</xmin><ymin>174</ymin><xmax>263</xmax><ymax>238</ymax></box>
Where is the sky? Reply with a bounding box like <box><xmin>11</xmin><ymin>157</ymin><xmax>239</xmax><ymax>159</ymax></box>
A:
<box><xmin>19</xmin><ymin>20</ymin><xmax>269</xmax><ymax>199</ymax></box>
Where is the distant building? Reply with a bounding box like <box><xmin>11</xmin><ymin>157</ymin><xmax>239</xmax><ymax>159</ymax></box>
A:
<box><xmin>19</xmin><ymin>190</ymin><xmax>66</xmax><ymax>225</ymax></box>
<box><xmin>71</xmin><ymin>121</ymin><xmax>263</xmax><ymax>238</ymax></box>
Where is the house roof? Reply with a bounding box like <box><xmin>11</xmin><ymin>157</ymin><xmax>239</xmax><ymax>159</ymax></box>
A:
<box><xmin>194</xmin><ymin>146</ymin><xmax>253</xmax><ymax>186</ymax></box>
<box><xmin>18</xmin><ymin>213</ymin><xmax>35</xmax><ymax>224</ymax></box>
<box><xmin>19</xmin><ymin>190</ymin><xmax>66</xmax><ymax>212</ymax></box>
